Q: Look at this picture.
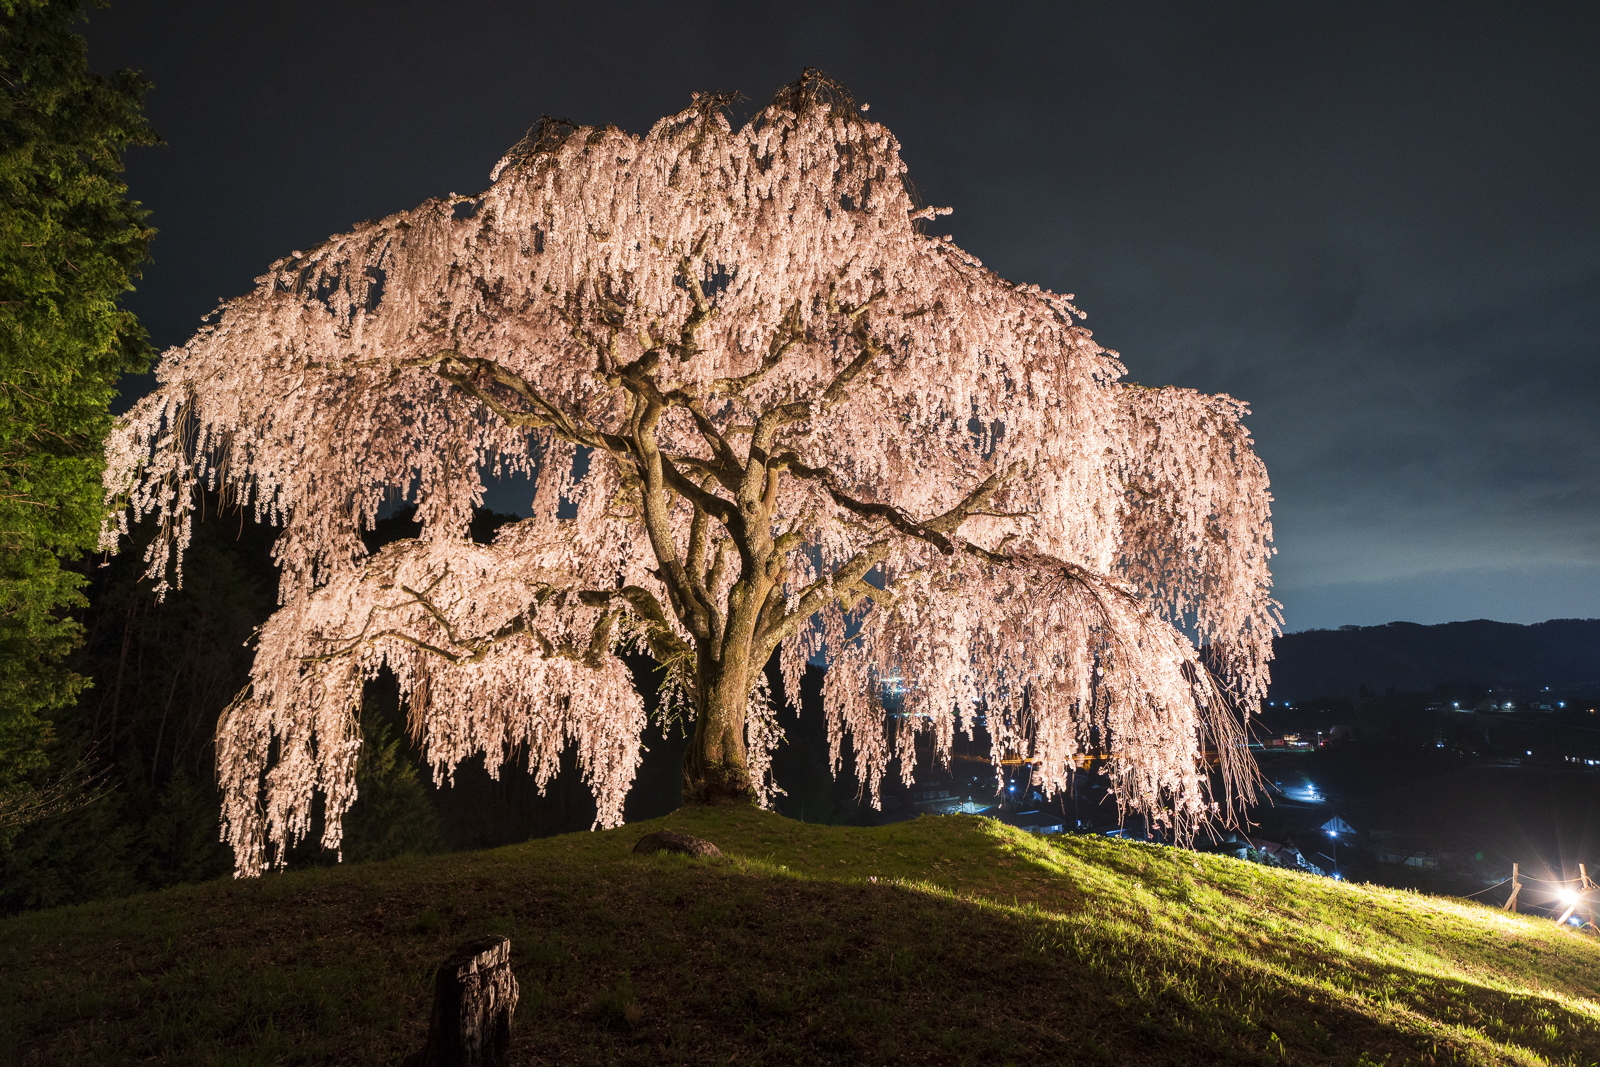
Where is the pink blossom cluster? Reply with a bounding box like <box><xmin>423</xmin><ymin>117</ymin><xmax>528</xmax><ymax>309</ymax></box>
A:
<box><xmin>103</xmin><ymin>81</ymin><xmax>1276</xmax><ymax>876</ymax></box>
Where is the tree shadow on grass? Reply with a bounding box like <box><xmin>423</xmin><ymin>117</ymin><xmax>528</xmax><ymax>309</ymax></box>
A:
<box><xmin>4</xmin><ymin>810</ymin><xmax>1599</xmax><ymax>1066</ymax></box>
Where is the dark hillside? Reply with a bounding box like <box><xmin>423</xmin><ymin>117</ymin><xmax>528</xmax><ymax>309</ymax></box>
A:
<box><xmin>3</xmin><ymin>808</ymin><xmax>1597</xmax><ymax>1065</ymax></box>
<box><xmin>1269</xmin><ymin>619</ymin><xmax>1600</xmax><ymax>700</ymax></box>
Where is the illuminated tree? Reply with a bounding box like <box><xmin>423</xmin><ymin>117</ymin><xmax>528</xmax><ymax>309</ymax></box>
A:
<box><xmin>103</xmin><ymin>74</ymin><xmax>1277</xmax><ymax>876</ymax></box>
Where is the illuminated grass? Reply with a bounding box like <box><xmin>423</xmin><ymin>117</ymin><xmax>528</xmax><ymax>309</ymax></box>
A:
<box><xmin>2</xmin><ymin>808</ymin><xmax>1596</xmax><ymax>1065</ymax></box>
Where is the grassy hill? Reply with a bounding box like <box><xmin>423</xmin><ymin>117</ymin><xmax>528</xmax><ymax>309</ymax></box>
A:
<box><xmin>2</xmin><ymin>807</ymin><xmax>1596</xmax><ymax>1066</ymax></box>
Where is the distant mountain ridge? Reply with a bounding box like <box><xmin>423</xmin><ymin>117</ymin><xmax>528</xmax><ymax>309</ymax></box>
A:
<box><xmin>1266</xmin><ymin>619</ymin><xmax>1600</xmax><ymax>700</ymax></box>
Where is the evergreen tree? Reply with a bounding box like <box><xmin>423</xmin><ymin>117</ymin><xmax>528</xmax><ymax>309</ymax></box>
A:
<box><xmin>0</xmin><ymin>0</ymin><xmax>156</xmax><ymax>830</ymax></box>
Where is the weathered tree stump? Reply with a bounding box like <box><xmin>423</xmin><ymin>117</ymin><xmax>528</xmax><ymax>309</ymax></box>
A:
<box><xmin>402</xmin><ymin>936</ymin><xmax>518</xmax><ymax>1067</ymax></box>
<box><xmin>633</xmin><ymin>830</ymin><xmax>723</xmax><ymax>858</ymax></box>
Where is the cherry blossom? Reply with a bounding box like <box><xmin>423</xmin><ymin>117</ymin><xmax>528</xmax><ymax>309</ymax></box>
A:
<box><xmin>103</xmin><ymin>74</ymin><xmax>1277</xmax><ymax>877</ymax></box>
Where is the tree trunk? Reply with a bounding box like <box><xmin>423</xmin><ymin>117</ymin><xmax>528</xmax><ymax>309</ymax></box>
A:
<box><xmin>680</xmin><ymin>652</ymin><xmax>755</xmax><ymax>806</ymax></box>
<box><xmin>404</xmin><ymin>936</ymin><xmax>519</xmax><ymax>1067</ymax></box>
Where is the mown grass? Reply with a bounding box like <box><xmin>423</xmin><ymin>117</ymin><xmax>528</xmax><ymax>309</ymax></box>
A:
<box><xmin>2</xmin><ymin>807</ymin><xmax>1597</xmax><ymax>1065</ymax></box>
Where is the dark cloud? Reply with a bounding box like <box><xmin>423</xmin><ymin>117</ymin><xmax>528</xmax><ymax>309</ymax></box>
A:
<box><xmin>85</xmin><ymin>0</ymin><xmax>1600</xmax><ymax>630</ymax></box>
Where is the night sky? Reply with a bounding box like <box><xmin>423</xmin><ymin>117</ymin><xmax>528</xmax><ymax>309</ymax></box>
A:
<box><xmin>83</xmin><ymin>2</ymin><xmax>1599</xmax><ymax>633</ymax></box>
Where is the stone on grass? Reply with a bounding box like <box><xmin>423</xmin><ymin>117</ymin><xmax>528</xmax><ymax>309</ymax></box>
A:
<box><xmin>633</xmin><ymin>831</ymin><xmax>723</xmax><ymax>858</ymax></box>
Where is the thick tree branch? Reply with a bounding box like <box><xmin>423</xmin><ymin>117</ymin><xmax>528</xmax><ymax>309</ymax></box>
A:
<box><xmin>754</xmin><ymin>462</ymin><xmax>1024</xmax><ymax>656</ymax></box>
<box><xmin>709</xmin><ymin>300</ymin><xmax>803</xmax><ymax>396</ymax></box>
<box><xmin>407</xmin><ymin>350</ymin><xmax>601</xmax><ymax>448</ymax></box>
<box><xmin>751</xmin><ymin>304</ymin><xmax>888</xmax><ymax>455</ymax></box>
<box><xmin>669</xmin><ymin>256</ymin><xmax>716</xmax><ymax>362</ymax></box>
<box><xmin>758</xmin><ymin>538</ymin><xmax>895</xmax><ymax>656</ymax></box>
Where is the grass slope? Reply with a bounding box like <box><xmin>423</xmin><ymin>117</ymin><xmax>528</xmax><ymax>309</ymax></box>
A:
<box><xmin>2</xmin><ymin>807</ymin><xmax>1597</xmax><ymax>1066</ymax></box>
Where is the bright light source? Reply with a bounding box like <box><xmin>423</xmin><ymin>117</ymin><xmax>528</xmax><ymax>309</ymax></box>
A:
<box><xmin>1526</xmin><ymin>751</ymin><xmax>1533</xmax><ymax>756</ymax></box>
<box><xmin>1559</xmin><ymin>886</ymin><xmax>1580</xmax><ymax>906</ymax></box>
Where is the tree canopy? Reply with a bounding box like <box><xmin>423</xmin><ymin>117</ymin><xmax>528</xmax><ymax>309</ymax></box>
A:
<box><xmin>0</xmin><ymin>0</ymin><xmax>156</xmax><ymax>827</ymax></box>
<box><xmin>104</xmin><ymin>75</ymin><xmax>1277</xmax><ymax>877</ymax></box>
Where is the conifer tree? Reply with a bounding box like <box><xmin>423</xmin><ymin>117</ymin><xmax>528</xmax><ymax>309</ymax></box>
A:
<box><xmin>0</xmin><ymin>0</ymin><xmax>156</xmax><ymax>831</ymax></box>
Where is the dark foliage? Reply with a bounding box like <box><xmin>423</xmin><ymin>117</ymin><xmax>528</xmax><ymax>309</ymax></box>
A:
<box><xmin>0</xmin><ymin>0</ymin><xmax>158</xmax><ymax>825</ymax></box>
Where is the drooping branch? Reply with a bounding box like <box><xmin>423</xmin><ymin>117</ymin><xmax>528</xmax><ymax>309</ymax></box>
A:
<box><xmin>103</xmin><ymin>80</ymin><xmax>1276</xmax><ymax>874</ymax></box>
<box><xmin>409</xmin><ymin>351</ymin><xmax>604</xmax><ymax>448</ymax></box>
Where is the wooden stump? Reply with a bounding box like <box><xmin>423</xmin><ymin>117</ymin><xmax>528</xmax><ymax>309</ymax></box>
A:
<box><xmin>403</xmin><ymin>936</ymin><xmax>518</xmax><ymax>1067</ymax></box>
<box><xmin>633</xmin><ymin>830</ymin><xmax>723</xmax><ymax>858</ymax></box>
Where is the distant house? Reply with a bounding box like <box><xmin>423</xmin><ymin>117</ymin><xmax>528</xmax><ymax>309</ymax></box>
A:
<box><xmin>1278</xmin><ymin>840</ymin><xmax>1325</xmax><ymax>876</ymax></box>
<box><xmin>1368</xmin><ymin>830</ymin><xmax>1439</xmax><ymax>867</ymax></box>
<box><xmin>1252</xmin><ymin>732</ymin><xmax>1313</xmax><ymax>751</ymax></box>
<box><xmin>1375</xmin><ymin>846</ymin><xmax>1439</xmax><ymax>868</ymax></box>
<box><xmin>1006</xmin><ymin>811</ymin><xmax>1065</xmax><ymax>835</ymax></box>
<box><xmin>1213</xmin><ymin>832</ymin><xmax>1327</xmax><ymax>876</ymax></box>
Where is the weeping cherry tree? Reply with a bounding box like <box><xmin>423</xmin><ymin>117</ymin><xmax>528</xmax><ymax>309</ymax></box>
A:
<box><xmin>102</xmin><ymin>74</ymin><xmax>1277</xmax><ymax>877</ymax></box>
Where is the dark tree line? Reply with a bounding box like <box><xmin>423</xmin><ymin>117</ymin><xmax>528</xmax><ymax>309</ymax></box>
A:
<box><xmin>0</xmin><ymin>0</ymin><xmax>156</xmax><ymax>829</ymax></box>
<box><xmin>1</xmin><ymin>504</ymin><xmax>450</xmax><ymax>911</ymax></box>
